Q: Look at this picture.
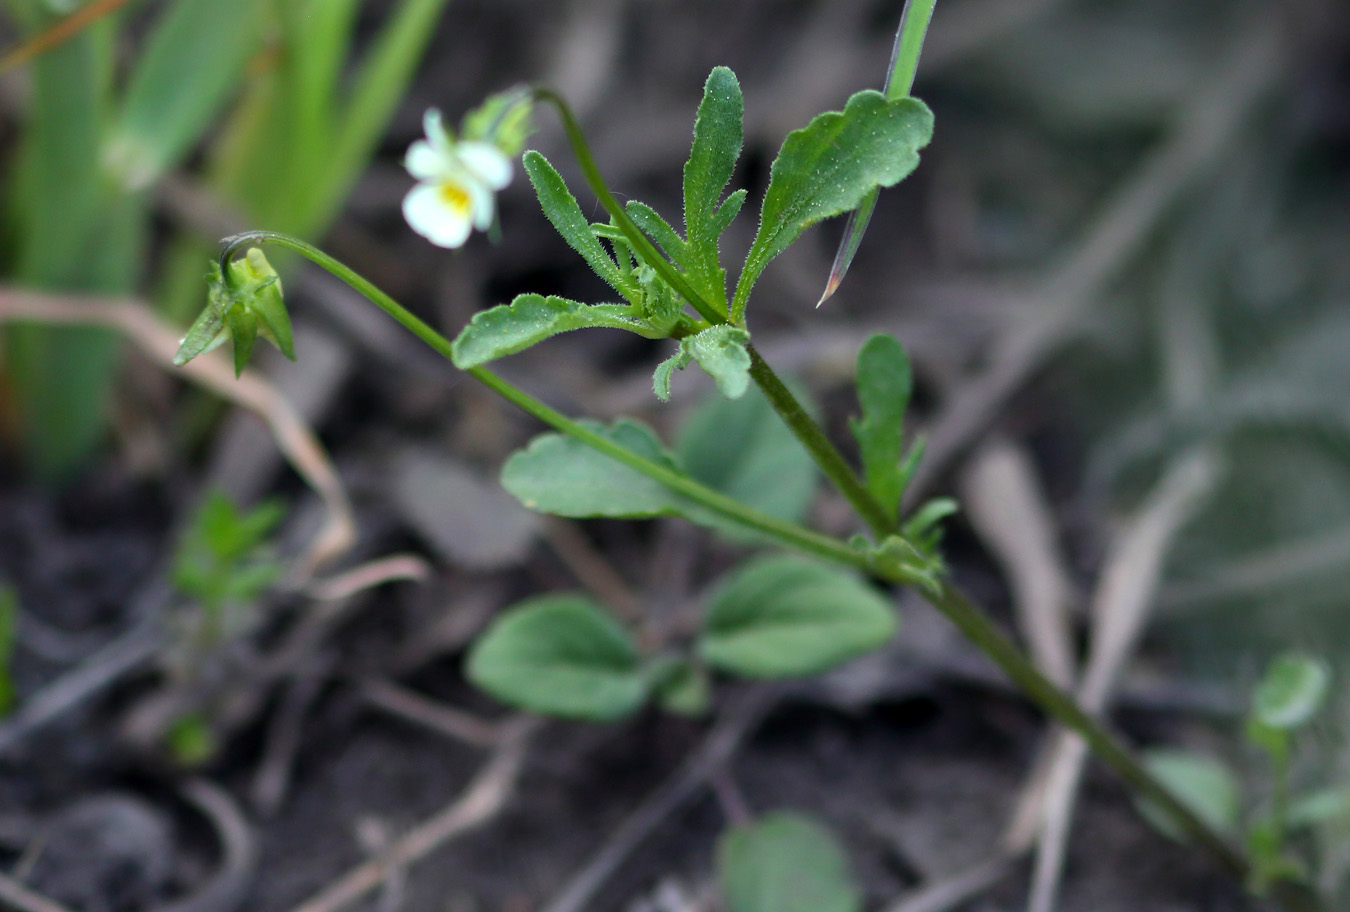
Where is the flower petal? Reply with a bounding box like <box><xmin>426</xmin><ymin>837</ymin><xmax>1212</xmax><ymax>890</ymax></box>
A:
<box><xmin>457</xmin><ymin>141</ymin><xmax>513</xmax><ymax>190</ymax></box>
<box><xmin>465</xmin><ymin>176</ymin><xmax>497</xmax><ymax>231</ymax></box>
<box><xmin>423</xmin><ymin>108</ymin><xmax>452</xmax><ymax>153</ymax></box>
<box><xmin>405</xmin><ymin>139</ymin><xmax>445</xmax><ymax>180</ymax></box>
<box><xmin>403</xmin><ymin>182</ymin><xmax>473</xmax><ymax>248</ymax></box>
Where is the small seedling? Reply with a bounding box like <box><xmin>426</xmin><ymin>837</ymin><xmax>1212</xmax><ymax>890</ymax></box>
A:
<box><xmin>167</xmin><ymin>490</ymin><xmax>285</xmax><ymax>675</ymax></box>
<box><xmin>1140</xmin><ymin>651</ymin><xmax>1339</xmax><ymax>896</ymax></box>
<box><xmin>718</xmin><ymin>811</ymin><xmax>862</xmax><ymax>912</ymax></box>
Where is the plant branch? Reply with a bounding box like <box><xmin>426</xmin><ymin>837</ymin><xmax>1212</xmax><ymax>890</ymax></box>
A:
<box><xmin>531</xmin><ymin>88</ymin><xmax>895</xmax><ymax>540</ymax></box>
<box><xmin>215</xmin><ymin>232</ymin><xmax>1320</xmax><ymax>910</ymax></box>
<box><xmin>531</xmin><ymin>88</ymin><xmax>725</xmax><ymax>325</ymax></box>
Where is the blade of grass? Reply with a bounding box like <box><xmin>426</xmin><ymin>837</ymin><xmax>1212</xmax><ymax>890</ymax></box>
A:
<box><xmin>107</xmin><ymin>0</ymin><xmax>267</xmax><ymax>189</ymax></box>
<box><xmin>817</xmin><ymin>0</ymin><xmax>937</xmax><ymax>306</ymax></box>
<box><xmin>315</xmin><ymin>0</ymin><xmax>455</xmax><ymax>233</ymax></box>
<box><xmin>5</xmin><ymin>25</ymin><xmax>122</xmax><ymax>476</ymax></box>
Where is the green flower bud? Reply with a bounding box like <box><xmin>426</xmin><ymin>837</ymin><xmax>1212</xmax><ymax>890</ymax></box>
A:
<box><xmin>460</xmin><ymin>87</ymin><xmax>535</xmax><ymax>156</ymax></box>
<box><xmin>175</xmin><ymin>247</ymin><xmax>295</xmax><ymax>377</ymax></box>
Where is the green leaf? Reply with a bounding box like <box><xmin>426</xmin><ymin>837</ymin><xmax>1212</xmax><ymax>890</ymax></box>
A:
<box><xmin>502</xmin><ymin>419</ymin><xmax>691</xmax><ymax>519</ymax></box>
<box><xmin>849</xmin><ymin>334</ymin><xmax>912</xmax><ymax>521</ymax></box>
<box><xmin>524</xmin><ymin>151</ymin><xmax>629</xmax><ymax>296</ymax></box>
<box><xmin>681</xmin><ymin>325</ymin><xmax>752</xmax><ymax>399</ymax></box>
<box><xmin>684</xmin><ymin>66</ymin><xmax>744</xmax><ymax>309</ymax></box>
<box><xmin>1252</xmin><ymin>652</ymin><xmax>1331</xmax><ymax>730</ymax></box>
<box><xmin>466</xmin><ymin>594</ymin><xmax>646</xmax><ymax>721</ymax></box>
<box><xmin>731</xmin><ymin>92</ymin><xmax>933</xmax><ymax>322</ymax></box>
<box><xmin>901</xmin><ymin>497</ymin><xmax>959</xmax><ymax>554</ymax></box>
<box><xmin>1287</xmin><ymin>787</ymin><xmax>1350</xmax><ymax>828</ymax></box>
<box><xmin>1137</xmin><ymin>748</ymin><xmax>1241</xmax><ymax>843</ymax></box>
<box><xmin>867</xmin><ymin>535</ymin><xmax>944</xmax><ymax>594</ymax></box>
<box><xmin>108</xmin><ymin>0</ymin><xmax>266</xmax><ymax>188</ymax></box>
<box><xmin>718</xmin><ymin>812</ymin><xmax>861</xmax><ymax>912</ymax></box>
<box><xmin>700</xmin><ymin>556</ymin><xmax>896</xmax><ymax>678</ymax></box>
<box><xmin>451</xmin><ymin>294</ymin><xmax>647</xmax><ymax>368</ymax></box>
<box><xmin>653</xmin><ymin>348</ymin><xmax>693</xmax><ymax>402</ymax></box>
<box><xmin>172</xmin><ymin>492</ymin><xmax>284</xmax><ymax>611</ymax></box>
<box><xmin>650</xmin><ymin>657</ymin><xmax>711</xmax><ymax>717</ymax></box>
<box><xmin>327</xmin><ymin>0</ymin><xmax>457</xmax><ymax>221</ymax></box>
<box><xmin>626</xmin><ymin>201</ymin><xmax>689</xmax><ymax>266</ymax></box>
<box><xmin>677</xmin><ymin>386</ymin><xmax>817</xmax><ymax>537</ymax></box>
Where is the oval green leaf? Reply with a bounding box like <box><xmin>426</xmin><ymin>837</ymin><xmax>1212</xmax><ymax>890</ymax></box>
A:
<box><xmin>502</xmin><ymin>419</ymin><xmax>689</xmax><ymax>518</ymax></box>
<box><xmin>466</xmin><ymin>594</ymin><xmax>646</xmax><ymax>721</ymax></box>
<box><xmin>1137</xmin><ymin>748</ymin><xmax>1241</xmax><ymax>843</ymax></box>
<box><xmin>699</xmin><ymin>556</ymin><xmax>896</xmax><ymax>678</ymax></box>
<box><xmin>718</xmin><ymin>811</ymin><xmax>861</xmax><ymax>912</ymax></box>
<box><xmin>1253</xmin><ymin>652</ymin><xmax>1331</xmax><ymax>730</ymax></box>
<box><xmin>677</xmin><ymin>386</ymin><xmax>817</xmax><ymax>540</ymax></box>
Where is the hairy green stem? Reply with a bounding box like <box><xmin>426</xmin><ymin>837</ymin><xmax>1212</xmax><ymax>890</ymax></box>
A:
<box><xmin>746</xmin><ymin>345</ymin><xmax>892</xmax><ymax>537</ymax></box>
<box><xmin>217</xmin><ymin>231</ymin><xmax>1322</xmax><ymax>912</ymax></box>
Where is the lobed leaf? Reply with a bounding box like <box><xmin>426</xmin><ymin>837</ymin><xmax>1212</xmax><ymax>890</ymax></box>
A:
<box><xmin>731</xmin><ymin>92</ymin><xmax>933</xmax><ymax>321</ymax></box>
<box><xmin>718</xmin><ymin>812</ymin><xmax>861</xmax><ymax>912</ymax></box>
<box><xmin>466</xmin><ymin>594</ymin><xmax>646</xmax><ymax>721</ymax></box>
<box><xmin>523</xmin><ymin>151</ymin><xmax>628</xmax><ymax>295</ymax></box>
<box><xmin>849</xmin><ymin>334</ymin><xmax>912</xmax><ymax>521</ymax></box>
<box><xmin>626</xmin><ymin>201</ymin><xmax>689</xmax><ymax>266</ymax></box>
<box><xmin>699</xmin><ymin>556</ymin><xmax>896</xmax><ymax>678</ymax></box>
<box><xmin>683</xmin><ymin>66</ymin><xmax>744</xmax><ymax>309</ymax></box>
<box><xmin>451</xmin><ymin>293</ymin><xmax>646</xmax><ymax>368</ymax></box>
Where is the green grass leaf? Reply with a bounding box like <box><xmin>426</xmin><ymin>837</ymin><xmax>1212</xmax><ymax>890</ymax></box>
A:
<box><xmin>700</xmin><ymin>556</ymin><xmax>896</xmax><ymax>678</ymax></box>
<box><xmin>466</xmin><ymin>594</ymin><xmax>647</xmax><ymax>721</ymax></box>
<box><xmin>502</xmin><ymin>419</ymin><xmax>691</xmax><ymax>519</ymax></box>
<box><xmin>718</xmin><ymin>812</ymin><xmax>862</xmax><ymax>912</ymax></box>
<box><xmin>108</xmin><ymin>0</ymin><xmax>265</xmax><ymax>188</ymax></box>
<box><xmin>451</xmin><ymin>294</ymin><xmax>647</xmax><ymax>368</ymax></box>
<box><xmin>849</xmin><ymin>334</ymin><xmax>913</xmax><ymax>521</ymax></box>
<box><xmin>731</xmin><ymin>92</ymin><xmax>933</xmax><ymax>322</ymax></box>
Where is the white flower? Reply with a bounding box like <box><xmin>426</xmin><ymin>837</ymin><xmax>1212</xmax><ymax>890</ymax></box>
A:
<box><xmin>402</xmin><ymin>109</ymin><xmax>513</xmax><ymax>248</ymax></box>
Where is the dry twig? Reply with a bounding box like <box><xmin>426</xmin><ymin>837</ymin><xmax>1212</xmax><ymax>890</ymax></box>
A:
<box><xmin>0</xmin><ymin>289</ymin><xmax>355</xmax><ymax>575</ymax></box>
<box><xmin>285</xmin><ymin>716</ymin><xmax>538</xmax><ymax>912</ymax></box>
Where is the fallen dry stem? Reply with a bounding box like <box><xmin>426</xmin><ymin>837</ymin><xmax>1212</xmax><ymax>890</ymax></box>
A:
<box><xmin>0</xmin><ymin>289</ymin><xmax>355</xmax><ymax>575</ymax></box>
<box><xmin>285</xmin><ymin>717</ymin><xmax>539</xmax><ymax>912</ymax></box>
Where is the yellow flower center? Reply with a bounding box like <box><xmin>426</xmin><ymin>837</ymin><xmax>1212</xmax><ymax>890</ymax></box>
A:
<box><xmin>438</xmin><ymin>179</ymin><xmax>472</xmax><ymax>214</ymax></box>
